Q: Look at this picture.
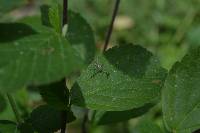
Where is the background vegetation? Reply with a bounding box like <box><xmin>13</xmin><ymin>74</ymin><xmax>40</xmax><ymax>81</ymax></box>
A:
<box><xmin>0</xmin><ymin>0</ymin><xmax>200</xmax><ymax>133</ymax></box>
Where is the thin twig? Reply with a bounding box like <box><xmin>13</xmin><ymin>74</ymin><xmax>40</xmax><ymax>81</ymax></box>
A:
<box><xmin>103</xmin><ymin>0</ymin><xmax>120</xmax><ymax>52</ymax></box>
<box><xmin>7</xmin><ymin>93</ymin><xmax>22</xmax><ymax>124</ymax></box>
<box><xmin>122</xmin><ymin>121</ymin><xmax>130</xmax><ymax>133</ymax></box>
<box><xmin>82</xmin><ymin>110</ymin><xmax>89</xmax><ymax>133</ymax></box>
<box><xmin>90</xmin><ymin>110</ymin><xmax>97</xmax><ymax>123</ymax></box>
<box><xmin>63</xmin><ymin>0</ymin><xmax>68</xmax><ymax>26</ymax></box>
<box><xmin>61</xmin><ymin>0</ymin><xmax>68</xmax><ymax>133</ymax></box>
<box><xmin>61</xmin><ymin>110</ymin><xmax>67</xmax><ymax>133</ymax></box>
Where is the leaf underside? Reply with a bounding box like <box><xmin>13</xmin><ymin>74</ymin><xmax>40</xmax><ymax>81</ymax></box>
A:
<box><xmin>39</xmin><ymin>79</ymin><xmax>70</xmax><ymax>110</ymax></box>
<box><xmin>93</xmin><ymin>103</ymin><xmax>155</xmax><ymax>125</ymax></box>
<box><xmin>29</xmin><ymin>105</ymin><xmax>75</xmax><ymax>133</ymax></box>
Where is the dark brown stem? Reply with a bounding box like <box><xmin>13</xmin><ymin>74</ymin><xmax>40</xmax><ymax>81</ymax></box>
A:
<box><xmin>122</xmin><ymin>121</ymin><xmax>130</xmax><ymax>133</ymax></box>
<box><xmin>82</xmin><ymin>110</ymin><xmax>89</xmax><ymax>133</ymax></box>
<box><xmin>61</xmin><ymin>0</ymin><xmax>68</xmax><ymax>132</ymax></box>
<box><xmin>61</xmin><ymin>110</ymin><xmax>67</xmax><ymax>133</ymax></box>
<box><xmin>27</xmin><ymin>0</ymin><xmax>34</xmax><ymax>5</ymax></box>
<box><xmin>63</xmin><ymin>0</ymin><xmax>68</xmax><ymax>26</ymax></box>
<box><xmin>103</xmin><ymin>0</ymin><xmax>120</xmax><ymax>52</ymax></box>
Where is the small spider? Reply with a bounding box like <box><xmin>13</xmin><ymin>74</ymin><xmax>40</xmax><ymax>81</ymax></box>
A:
<box><xmin>90</xmin><ymin>60</ymin><xmax>110</xmax><ymax>79</ymax></box>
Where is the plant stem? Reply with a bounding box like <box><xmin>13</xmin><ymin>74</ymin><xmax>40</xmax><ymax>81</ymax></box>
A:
<box><xmin>122</xmin><ymin>121</ymin><xmax>130</xmax><ymax>133</ymax></box>
<box><xmin>7</xmin><ymin>93</ymin><xmax>22</xmax><ymax>124</ymax></box>
<box><xmin>103</xmin><ymin>0</ymin><xmax>120</xmax><ymax>52</ymax></box>
<box><xmin>61</xmin><ymin>0</ymin><xmax>68</xmax><ymax>133</ymax></box>
<box><xmin>63</xmin><ymin>0</ymin><xmax>68</xmax><ymax>26</ymax></box>
<box><xmin>82</xmin><ymin>110</ymin><xmax>89</xmax><ymax>133</ymax></box>
<box><xmin>61</xmin><ymin>110</ymin><xmax>67</xmax><ymax>133</ymax></box>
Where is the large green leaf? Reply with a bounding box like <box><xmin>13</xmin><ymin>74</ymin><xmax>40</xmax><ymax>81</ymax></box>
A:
<box><xmin>0</xmin><ymin>29</ymin><xmax>83</xmax><ymax>92</ymax></box>
<box><xmin>0</xmin><ymin>120</ymin><xmax>19</xmax><ymax>133</ymax></box>
<box><xmin>72</xmin><ymin>44</ymin><xmax>166</xmax><ymax>111</ymax></box>
<box><xmin>133</xmin><ymin>119</ymin><xmax>163</xmax><ymax>133</ymax></box>
<box><xmin>92</xmin><ymin>103</ymin><xmax>154</xmax><ymax>125</ymax></box>
<box><xmin>0</xmin><ymin>93</ymin><xmax>6</xmax><ymax>113</ymax></box>
<box><xmin>19</xmin><ymin>16</ymin><xmax>51</xmax><ymax>34</ymax></box>
<box><xmin>67</xmin><ymin>11</ymin><xmax>96</xmax><ymax>64</ymax></box>
<box><xmin>29</xmin><ymin>105</ymin><xmax>75</xmax><ymax>133</ymax></box>
<box><xmin>162</xmin><ymin>47</ymin><xmax>200</xmax><ymax>133</ymax></box>
<box><xmin>39</xmin><ymin>79</ymin><xmax>70</xmax><ymax>110</ymax></box>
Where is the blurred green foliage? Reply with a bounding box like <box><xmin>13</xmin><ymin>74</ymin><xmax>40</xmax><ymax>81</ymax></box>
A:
<box><xmin>68</xmin><ymin>0</ymin><xmax>200</xmax><ymax>69</ymax></box>
<box><xmin>0</xmin><ymin>0</ymin><xmax>200</xmax><ymax>132</ymax></box>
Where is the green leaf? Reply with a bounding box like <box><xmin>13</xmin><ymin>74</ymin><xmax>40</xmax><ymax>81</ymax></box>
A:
<box><xmin>19</xmin><ymin>16</ymin><xmax>51</xmax><ymax>34</ymax></box>
<box><xmin>0</xmin><ymin>93</ymin><xmax>6</xmax><ymax>113</ymax></box>
<box><xmin>0</xmin><ymin>23</ymin><xmax>36</xmax><ymax>43</ymax></box>
<box><xmin>72</xmin><ymin>44</ymin><xmax>166</xmax><ymax>111</ymax></box>
<box><xmin>40</xmin><ymin>5</ymin><xmax>96</xmax><ymax>64</ymax></box>
<box><xmin>133</xmin><ymin>119</ymin><xmax>163</xmax><ymax>133</ymax></box>
<box><xmin>40</xmin><ymin>5</ymin><xmax>52</xmax><ymax>27</ymax></box>
<box><xmin>39</xmin><ymin>79</ymin><xmax>70</xmax><ymax>110</ymax></box>
<box><xmin>93</xmin><ymin>103</ymin><xmax>154</xmax><ymax>125</ymax></box>
<box><xmin>0</xmin><ymin>30</ymin><xmax>83</xmax><ymax>92</ymax></box>
<box><xmin>30</xmin><ymin>105</ymin><xmax>62</xmax><ymax>133</ymax></box>
<box><xmin>0</xmin><ymin>120</ymin><xmax>19</xmax><ymax>133</ymax></box>
<box><xmin>187</xmin><ymin>26</ymin><xmax>200</xmax><ymax>46</ymax></box>
<box><xmin>67</xmin><ymin>11</ymin><xmax>96</xmax><ymax>64</ymax></box>
<box><xmin>162</xmin><ymin>47</ymin><xmax>200</xmax><ymax>133</ymax></box>
<box><xmin>29</xmin><ymin>105</ymin><xmax>75</xmax><ymax>133</ymax></box>
<box><xmin>41</xmin><ymin>4</ymin><xmax>62</xmax><ymax>34</ymax></box>
<box><xmin>48</xmin><ymin>4</ymin><xmax>62</xmax><ymax>34</ymax></box>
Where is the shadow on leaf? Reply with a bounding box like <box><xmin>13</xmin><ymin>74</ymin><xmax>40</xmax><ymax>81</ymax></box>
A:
<box><xmin>104</xmin><ymin>44</ymin><xmax>152</xmax><ymax>78</ymax></box>
<box><xmin>71</xmin><ymin>82</ymin><xmax>86</xmax><ymax>107</ymax></box>
<box><xmin>0</xmin><ymin>23</ymin><xmax>36</xmax><ymax>43</ymax></box>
